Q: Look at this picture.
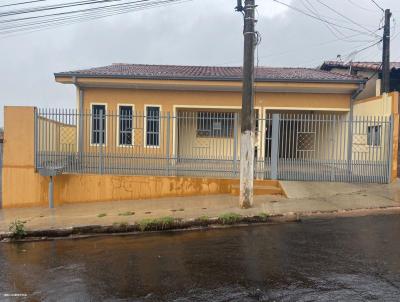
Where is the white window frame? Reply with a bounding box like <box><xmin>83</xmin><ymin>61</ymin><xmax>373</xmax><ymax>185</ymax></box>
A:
<box><xmin>367</xmin><ymin>124</ymin><xmax>382</xmax><ymax>146</ymax></box>
<box><xmin>144</xmin><ymin>104</ymin><xmax>162</xmax><ymax>148</ymax></box>
<box><xmin>90</xmin><ymin>103</ymin><xmax>108</xmax><ymax>147</ymax></box>
<box><xmin>117</xmin><ymin>104</ymin><xmax>135</xmax><ymax>147</ymax></box>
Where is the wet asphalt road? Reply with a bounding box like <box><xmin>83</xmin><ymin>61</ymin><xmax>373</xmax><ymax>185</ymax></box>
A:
<box><xmin>1</xmin><ymin>214</ymin><xmax>400</xmax><ymax>302</ymax></box>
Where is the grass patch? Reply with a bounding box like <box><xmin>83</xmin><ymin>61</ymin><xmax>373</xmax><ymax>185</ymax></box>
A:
<box><xmin>257</xmin><ymin>212</ymin><xmax>270</xmax><ymax>221</ymax></box>
<box><xmin>195</xmin><ymin>215</ymin><xmax>210</xmax><ymax>223</ymax></box>
<box><xmin>9</xmin><ymin>219</ymin><xmax>27</xmax><ymax>239</ymax></box>
<box><xmin>118</xmin><ymin>211</ymin><xmax>135</xmax><ymax>216</ymax></box>
<box><xmin>218</xmin><ymin>213</ymin><xmax>242</xmax><ymax>225</ymax></box>
<box><xmin>112</xmin><ymin>221</ymin><xmax>129</xmax><ymax>229</ymax></box>
<box><xmin>97</xmin><ymin>213</ymin><xmax>107</xmax><ymax>218</ymax></box>
<box><xmin>138</xmin><ymin>216</ymin><xmax>176</xmax><ymax>231</ymax></box>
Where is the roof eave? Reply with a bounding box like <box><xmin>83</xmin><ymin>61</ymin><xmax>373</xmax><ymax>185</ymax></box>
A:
<box><xmin>54</xmin><ymin>73</ymin><xmax>365</xmax><ymax>85</ymax></box>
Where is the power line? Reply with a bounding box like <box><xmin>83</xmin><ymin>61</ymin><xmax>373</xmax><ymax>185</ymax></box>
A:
<box><xmin>370</xmin><ymin>0</ymin><xmax>384</xmax><ymax>12</ymax></box>
<box><xmin>272</xmin><ymin>0</ymin><xmax>380</xmax><ymax>37</ymax></box>
<box><xmin>0</xmin><ymin>0</ymin><xmax>47</xmax><ymax>9</ymax></box>
<box><xmin>0</xmin><ymin>1</ymin><xmax>151</xmax><ymax>23</ymax></box>
<box><xmin>314</xmin><ymin>0</ymin><xmax>380</xmax><ymax>38</ymax></box>
<box><xmin>346</xmin><ymin>0</ymin><xmax>376</xmax><ymax>13</ymax></box>
<box><xmin>342</xmin><ymin>39</ymin><xmax>382</xmax><ymax>62</ymax></box>
<box><xmin>301</xmin><ymin>0</ymin><xmax>345</xmax><ymax>40</ymax></box>
<box><xmin>0</xmin><ymin>0</ymin><xmax>128</xmax><ymax>17</ymax></box>
<box><xmin>0</xmin><ymin>0</ymin><xmax>191</xmax><ymax>37</ymax></box>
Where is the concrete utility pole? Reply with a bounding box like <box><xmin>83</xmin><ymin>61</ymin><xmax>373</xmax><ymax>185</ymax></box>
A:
<box><xmin>381</xmin><ymin>8</ymin><xmax>391</xmax><ymax>94</ymax></box>
<box><xmin>236</xmin><ymin>0</ymin><xmax>256</xmax><ymax>208</ymax></box>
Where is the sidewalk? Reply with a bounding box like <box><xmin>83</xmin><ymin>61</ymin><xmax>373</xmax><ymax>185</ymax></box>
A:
<box><xmin>1</xmin><ymin>180</ymin><xmax>399</xmax><ymax>233</ymax></box>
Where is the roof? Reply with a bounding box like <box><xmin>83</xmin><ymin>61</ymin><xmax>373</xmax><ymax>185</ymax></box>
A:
<box><xmin>321</xmin><ymin>61</ymin><xmax>400</xmax><ymax>72</ymax></box>
<box><xmin>55</xmin><ymin>63</ymin><xmax>364</xmax><ymax>84</ymax></box>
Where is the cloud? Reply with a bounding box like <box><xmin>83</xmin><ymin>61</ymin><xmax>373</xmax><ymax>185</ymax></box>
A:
<box><xmin>0</xmin><ymin>0</ymin><xmax>399</xmax><ymax>125</ymax></box>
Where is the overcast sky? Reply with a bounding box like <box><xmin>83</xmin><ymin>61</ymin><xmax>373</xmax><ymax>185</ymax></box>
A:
<box><xmin>1</xmin><ymin>0</ymin><xmax>400</xmax><ymax>125</ymax></box>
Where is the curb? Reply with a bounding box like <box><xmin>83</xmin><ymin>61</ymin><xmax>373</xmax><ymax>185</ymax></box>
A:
<box><xmin>2</xmin><ymin>207</ymin><xmax>399</xmax><ymax>242</ymax></box>
<box><xmin>0</xmin><ymin>213</ymin><xmax>300</xmax><ymax>242</ymax></box>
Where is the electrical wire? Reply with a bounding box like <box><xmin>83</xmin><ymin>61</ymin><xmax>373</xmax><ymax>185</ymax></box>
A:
<box><xmin>0</xmin><ymin>0</ymin><xmax>132</xmax><ymax>17</ymax></box>
<box><xmin>272</xmin><ymin>0</ymin><xmax>381</xmax><ymax>37</ymax></box>
<box><xmin>346</xmin><ymin>0</ymin><xmax>376</xmax><ymax>13</ymax></box>
<box><xmin>0</xmin><ymin>0</ymin><xmax>47</xmax><ymax>9</ymax></box>
<box><xmin>0</xmin><ymin>0</ymin><xmax>191</xmax><ymax>36</ymax></box>
<box><xmin>342</xmin><ymin>39</ymin><xmax>382</xmax><ymax>62</ymax></box>
<box><xmin>301</xmin><ymin>0</ymin><xmax>345</xmax><ymax>40</ymax></box>
<box><xmin>370</xmin><ymin>0</ymin><xmax>384</xmax><ymax>12</ymax></box>
<box><xmin>314</xmin><ymin>0</ymin><xmax>380</xmax><ymax>38</ymax></box>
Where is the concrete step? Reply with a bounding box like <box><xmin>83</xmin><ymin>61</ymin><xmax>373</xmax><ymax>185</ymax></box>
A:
<box><xmin>230</xmin><ymin>184</ymin><xmax>283</xmax><ymax>196</ymax></box>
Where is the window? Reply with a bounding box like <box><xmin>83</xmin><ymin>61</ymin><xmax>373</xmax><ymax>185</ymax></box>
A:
<box><xmin>196</xmin><ymin>112</ymin><xmax>235</xmax><ymax>138</ymax></box>
<box><xmin>367</xmin><ymin>125</ymin><xmax>381</xmax><ymax>146</ymax></box>
<box><xmin>91</xmin><ymin>104</ymin><xmax>106</xmax><ymax>145</ymax></box>
<box><xmin>146</xmin><ymin>106</ymin><xmax>160</xmax><ymax>147</ymax></box>
<box><xmin>119</xmin><ymin>105</ymin><xmax>133</xmax><ymax>146</ymax></box>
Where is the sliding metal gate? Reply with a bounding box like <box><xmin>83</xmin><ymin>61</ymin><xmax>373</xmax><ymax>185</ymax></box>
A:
<box><xmin>264</xmin><ymin>113</ymin><xmax>393</xmax><ymax>183</ymax></box>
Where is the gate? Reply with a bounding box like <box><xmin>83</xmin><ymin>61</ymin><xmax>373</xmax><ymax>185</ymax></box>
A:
<box><xmin>264</xmin><ymin>113</ymin><xmax>393</xmax><ymax>183</ymax></box>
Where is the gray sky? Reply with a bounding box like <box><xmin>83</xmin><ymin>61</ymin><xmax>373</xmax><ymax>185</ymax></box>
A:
<box><xmin>1</xmin><ymin>0</ymin><xmax>400</xmax><ymax>125</ymax></box>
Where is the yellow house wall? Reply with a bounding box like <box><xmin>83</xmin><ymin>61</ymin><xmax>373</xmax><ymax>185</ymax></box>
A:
<box><xmin>82</xmin><ymin>87</ymin><xmax>351</xmax><ymax>113</ymax></box>
<box><xmin>1</xmin><ymin>106</ymin><xmax>239</xmax><ymax>208</ymax></box>
<box><xmin>80</xmin><ymin>87</ymin><xmax>351</xmax><ymax>156</ymax></box>
<box><xmin>354</xmin><ymin>92</ymin><xmax>399</xmax><ymax>179</ymax></box>
<box><xmin>353</xmin><ymin>93</ymin><xmax>393</xmax><ymax>116</ymax></box>
<box><xmin>6</xmin><ymin>84</ymin><xmax>399</xmax><ymax>208</ymax></box>
<box><xmin>38</xmin><ymin>117</ymin><xmax>77</xmax><ymax>152</ymax></box>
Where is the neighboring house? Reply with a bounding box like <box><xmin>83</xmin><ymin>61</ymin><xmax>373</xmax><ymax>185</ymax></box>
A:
<box><xmin>320</xmin><ymin>61</ymin><xmax>400</xmax><ymax>100</ymax></box>
<box><xmin>1</xmin><ymin>64</ymin><xmax>399</xmax><ymax>207</ymax></box>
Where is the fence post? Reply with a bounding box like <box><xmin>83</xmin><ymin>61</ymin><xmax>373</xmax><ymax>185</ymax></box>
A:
<box><xmin>49</xmin><ymin>175</ymin><xmax>54</xmax><ymax>209</ymax></box>
<box><xmin>347</xmin><ymin>113</ymin><xmax>354</xmax><ymax>181</ymax></box>
<box><xmin>166</xmin><ymin>112</ymin><xmax>171</xmax><ymax>176</ymax></box>
<box><xmin>34</xmin><ymin>107</ymin><xmax>38</xmax><ymax>171</ymax></box>
<box><xmin>271</xmin><ymin>113</ymin><xmax>280</xmax><ymax>180</ymax></box>
<box><xmin>78</xmin><ymin>90</ymin><xmax>84</xmax><ymax>170</ymax></box>
<box><xmin>233</xmin><ymin>112</ymin><xmax>239</xmax><ymax>177</ymax></box>
<box><xmin>387</xmin><ymin>114</ymin><xmax>394</xmax><ymax>183</ymax></box>
<box><xmin>99</xmin><ymin>111</ymin><xmax>104</xmax><ymax>174</ymax></box>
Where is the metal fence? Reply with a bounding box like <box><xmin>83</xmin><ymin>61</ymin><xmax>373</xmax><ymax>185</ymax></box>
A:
<box><xmin>34</xmin><ymin>108</ymin><xmax>394</xmax><ymax>183</ymax></box>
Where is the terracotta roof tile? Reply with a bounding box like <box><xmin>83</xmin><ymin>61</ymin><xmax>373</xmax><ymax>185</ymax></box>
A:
<box><xmin>55</xmin><ymin>63</ymin><xmax>363</xmax><ymax>83</ymax></box>
<box><xmin>321</xmin><ymin>61</ymin><xmax>400</xmax><ymax>71</ymax></box>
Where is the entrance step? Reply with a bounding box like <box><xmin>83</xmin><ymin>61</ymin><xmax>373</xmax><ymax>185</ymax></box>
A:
<box><xmin>230</xmin><ymin>180</ymin><xmax>286</xmax><ymax>197</ymax></box>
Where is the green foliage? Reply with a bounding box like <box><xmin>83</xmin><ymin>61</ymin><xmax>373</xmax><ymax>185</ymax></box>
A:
<box><xmin>218</xmin><ymin>213</ymin><xmax>242</xmax><ymax>225</ymax></box>
<box><xmin>112</xmin><ymin>221</ymin><xmax>128</xmax><ymax>229</ymax></box>
<box><xmin>196</xmin><ymin>215</ymin><xmax>209</xmax><ymax>222</ymax></box>
<box><xmin>9</xmin><ymin>219</ymin><xmax>27</xmax><ymax>239</ymax></box>
<box><xmin>258</xmin><ymin>212</ymin><xmax>270</xmax><ymax>221</ymax></box>
<box><xmin>97</xmin><ymin>213</ymin><xmax>107</xmax><ymax>218</ymax></box>
<box><xmin>118</xmin><ymin>211</ymin><xmax>135</xmax><ymax>216</ymax></box>
<box><xmin>138</xmin><ymin>216</ymin><xmax>175</xmax><ymax>231</ymax></box>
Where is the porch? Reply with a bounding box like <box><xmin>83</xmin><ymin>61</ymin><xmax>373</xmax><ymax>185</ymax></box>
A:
<box><xmin>35</xmin><ymin>108</ymin><xmax>394</xmax><ymax>183</ymax></box>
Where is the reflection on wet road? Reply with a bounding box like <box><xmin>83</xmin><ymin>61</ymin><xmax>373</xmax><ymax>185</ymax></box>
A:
<box><xmin>1</xmin><ymin>214</ymin><xmax>400</xmax><ymax>301</ymax></box>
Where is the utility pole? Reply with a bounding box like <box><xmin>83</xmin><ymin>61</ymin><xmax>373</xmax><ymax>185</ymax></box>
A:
<box><xmin>236</xmin><ymin>0</ymin><xmax>256</xmax><ymax>208</ymax></box>
<box><xmin>381</xmin><ymin>8</ymin><xmax>391</xmax><ymax>94</ymax></box>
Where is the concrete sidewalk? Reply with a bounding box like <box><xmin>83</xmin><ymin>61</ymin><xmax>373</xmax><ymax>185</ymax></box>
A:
<box><xmin>1</xmin><ymin>180</ymin><xmax>399</xmax><ymax>233</ymax></box>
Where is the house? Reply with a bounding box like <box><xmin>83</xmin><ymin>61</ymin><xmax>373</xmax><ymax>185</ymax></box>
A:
<box><xmin>320</xmin><ymin>61</ymin><xmax>400</xmax><ymax>100</ymax></box>
<box><xmin>1</xmin><ymin>64</ymin><xmax>398</xmax><ymax>208</ymax></box>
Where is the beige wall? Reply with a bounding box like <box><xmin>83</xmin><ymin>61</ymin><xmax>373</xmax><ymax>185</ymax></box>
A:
<box><xmin>39</xmin><ymin>117</ymin><xmax>77</xmax><ymax>152</ymax></box>
<box><xmin>325</xmin><ymin>68</ymin><xmax>378</xmax><ymax>100</ymax></box>
<box><xmin>78</xmin><ymin>87</ymin><xmax>351</xmax><ymax>157</ymax></box>
<box><xmin>81</xmin><ymin>87</ymin><xmax>351</xmax><ymax>113</ymax></box>
<box><xmin>353</xmin><ymin>93</ymin><xmax>394</xmax><ymax>116</ymax></box>
<box><xmin>1</xmin><ymin>106</ymin><xmax>245</xmax><ymax>207</ymax></box>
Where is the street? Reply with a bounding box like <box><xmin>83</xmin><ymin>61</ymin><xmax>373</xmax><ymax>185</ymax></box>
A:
<box><xmin>1</xmin><ymin>214</ymin><xmax>400</xmax><ymax>301</ymax></box>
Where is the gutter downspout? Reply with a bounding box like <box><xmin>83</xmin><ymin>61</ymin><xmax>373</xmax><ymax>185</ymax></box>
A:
<box><xmin>347</xmin><ymin>83</ymin><xmax>365</xmax><ymax>180</ymax></box>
